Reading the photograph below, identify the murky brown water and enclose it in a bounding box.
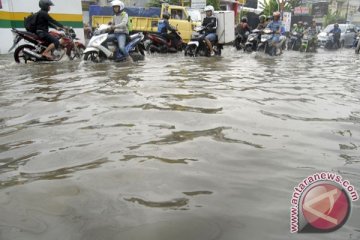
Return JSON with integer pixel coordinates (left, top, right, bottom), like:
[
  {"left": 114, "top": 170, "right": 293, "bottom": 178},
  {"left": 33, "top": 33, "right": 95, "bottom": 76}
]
[{"left": 0, "top": 48, "right": 360, "bottom": 240}]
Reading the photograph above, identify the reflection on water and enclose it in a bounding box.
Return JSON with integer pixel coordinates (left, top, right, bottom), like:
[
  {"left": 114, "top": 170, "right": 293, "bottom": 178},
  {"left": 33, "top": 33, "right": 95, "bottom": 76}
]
[{"left": 0, "top": 48, "right": 360, "bottom": 240}]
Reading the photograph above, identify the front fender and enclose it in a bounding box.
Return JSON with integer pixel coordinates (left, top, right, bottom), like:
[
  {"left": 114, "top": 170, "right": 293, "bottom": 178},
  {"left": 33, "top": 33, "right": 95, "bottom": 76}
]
[{"left": 84, "top": 47, "right": 99, "bottom": 54}]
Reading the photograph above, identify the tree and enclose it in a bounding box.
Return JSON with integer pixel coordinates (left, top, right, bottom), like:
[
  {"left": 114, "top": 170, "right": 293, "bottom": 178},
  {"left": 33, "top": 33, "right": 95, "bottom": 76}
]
[
  {"left": 259, "top": 0, "right": 279, "bottom": 16},
  {"left": 206, "top": 0, "right": 220, "bottom": 10},
  {"left": 286, "top": 0, "right": 302, "bottom": 11},
  {"left": 323, "top": 11, "right": 346, "bottom": 26},
  {"left": 147, "top": 0, "right": 180, "bottom": 8}
]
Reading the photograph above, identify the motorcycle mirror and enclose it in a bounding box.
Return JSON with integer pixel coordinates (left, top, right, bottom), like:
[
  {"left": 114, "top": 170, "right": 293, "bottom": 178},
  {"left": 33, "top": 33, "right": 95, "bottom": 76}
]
[{"left": 187, "top": 16, "right": 191, "bottom": 22}]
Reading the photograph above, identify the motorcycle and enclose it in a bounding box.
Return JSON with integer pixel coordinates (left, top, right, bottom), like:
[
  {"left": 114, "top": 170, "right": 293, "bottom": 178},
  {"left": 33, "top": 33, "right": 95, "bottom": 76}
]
[
  {"left": 9, "top": 27, "right": 85, "bottom": 63},
  {"left": 244, "top": 29, "right": 261, "bottom": 53},
  {"left": 355, "top": 34, "right": 360, "bottom": 54},
  {"left": 184, "top": 26, "right": 223, "bottom": 57},
  {"left": 257, "top": 28, "right": 278, "bottom": 56},
  {"left": 287, "top": 31, "right": 302, "bottom": 51},
  {"left": 83, "top": 24, "right": 145, "bottom": 63},
  {"left": 299, "top": 33, "right": 317, "bottom": 53},
  {"left": 324, "top": 33, "right": 340, "bottom": 50},
  {"left": 143, "top": 30, "right": 186, "bottom": 53},
  {"left": 233, "top": 31, "right": 249, "bottom": 50}
]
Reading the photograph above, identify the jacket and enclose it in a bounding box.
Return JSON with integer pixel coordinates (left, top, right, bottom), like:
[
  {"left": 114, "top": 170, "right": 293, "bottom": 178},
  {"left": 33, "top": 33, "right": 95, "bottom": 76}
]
[
  {"left": 113, "top": 11, "right": 129, "bottom": 34},
  {"left": 36, "top": 10, "right": 63, "bottom": 32}
]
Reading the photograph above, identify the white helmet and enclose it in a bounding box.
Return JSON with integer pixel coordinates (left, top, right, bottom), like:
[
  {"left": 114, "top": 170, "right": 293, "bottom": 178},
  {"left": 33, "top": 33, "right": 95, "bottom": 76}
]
[
  {"left": 204, "top": 5, "right": 214, "bottom": 14},
  {"left": 111, "top": 0, "right": 125, "bottom": 11}
]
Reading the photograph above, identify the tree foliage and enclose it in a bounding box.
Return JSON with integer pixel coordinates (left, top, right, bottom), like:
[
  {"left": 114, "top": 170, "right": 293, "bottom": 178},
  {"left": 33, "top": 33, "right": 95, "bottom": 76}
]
[
  {"left": 323, "top": 11, "right": 346, "bottom": 26},
  {"left": 206, "top": 0, "right": 220, "bottom": 10},
  {"left": 259, "top": 0, "right": 302, "bottom": 16}
]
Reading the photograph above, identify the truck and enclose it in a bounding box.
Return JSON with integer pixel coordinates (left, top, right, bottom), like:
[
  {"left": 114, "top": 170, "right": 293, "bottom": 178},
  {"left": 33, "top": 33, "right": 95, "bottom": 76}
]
[{"left": 90, "top": 4, "right": 200, "bottom": 42}]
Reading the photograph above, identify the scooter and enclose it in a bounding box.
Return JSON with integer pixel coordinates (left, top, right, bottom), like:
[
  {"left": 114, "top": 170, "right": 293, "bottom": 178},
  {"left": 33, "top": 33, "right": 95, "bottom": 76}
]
[
  {"left": 83, "top": 24, "right": 145, "bottom": 63},
  {"left": 287, "top": 31, "right": 302, "bottom": 51},
  {"left": 257, "top": 28, "right": 278, "bottom": 56},
  {"left": 299, "top": 33, "right": 317, "bottom": 53},
  {"left": 184, "top": 26, "right": 223, "bottom": 57},
  {"left": 233, "top": 31, "right": 249, "bottom": 50},
  {"left": 9, "top": 27, "right": 85, "bottom": 63},
  {"left": 324, "top": 33, "right": 340, "bottom": 50},
  {"left": 244, "top": 29, "right": 261, "bottom": 52},
  {"left": 144, "top": 30, "right": 185, "bottom": 53}
]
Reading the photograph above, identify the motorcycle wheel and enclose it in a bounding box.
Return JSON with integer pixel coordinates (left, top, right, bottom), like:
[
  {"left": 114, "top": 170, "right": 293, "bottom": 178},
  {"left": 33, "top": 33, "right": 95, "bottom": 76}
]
[
  {"left": 68, "top": 45, "right": 85, "bottom": 60},
  {"left": 244, "top": 45, "right": 253, "bottom": 53},
  {"left": 14, "top": 44, "right": 36, "bottom": 63},
  {"left": 83, "top": 51, "right": 101, "bottom": 63},
  {"left": 129, "top": 52, "right": 145, "bottom": 62},
  {"left": 184, "top": 45, "right": 196, "bottom": 57}
]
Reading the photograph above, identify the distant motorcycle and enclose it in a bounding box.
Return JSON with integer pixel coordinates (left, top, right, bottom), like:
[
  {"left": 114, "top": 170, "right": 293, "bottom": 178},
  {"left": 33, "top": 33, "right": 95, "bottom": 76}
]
[
  {"left": 244, "top": 29, "right": 261, "bottom": 52},
  {"left": 184, "top": 26, "right": 223, "bottom": 57},
  {"left": 144, "top": 30, "right": 185, "bottom": 53},
  {"left": 299, "top": 33, "right": 317, "bottom": 53},
  {"left": 355, "top": 34, "right": 360, "bottom": 54},
  {"left": 287, "top": 31, "right": 302, "bottom": 51},
  {"left": 233, "top": 31, "right": 249, "bottom": 50},
  {"left": 257, "top": 28, "right": 278, "bottom": 56},
  {"left": 324, "top": 33, "right": 340, "bottom": 50},
  {"left": 83, "top": 24, "right": 145, "bottom": 62},
  {"left": 9, "top": 27, "right": 85, "bottom": 63}
]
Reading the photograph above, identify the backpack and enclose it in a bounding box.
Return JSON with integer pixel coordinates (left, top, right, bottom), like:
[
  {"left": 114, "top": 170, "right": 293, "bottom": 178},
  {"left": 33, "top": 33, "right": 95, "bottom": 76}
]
[{"left": 24, "top": 12, "right": 39, "bottom": 33}]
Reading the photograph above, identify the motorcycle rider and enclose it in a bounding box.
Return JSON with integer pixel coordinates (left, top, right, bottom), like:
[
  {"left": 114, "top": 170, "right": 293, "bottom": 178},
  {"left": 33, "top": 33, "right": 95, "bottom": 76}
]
[
  {"left": 235, "top": 17, "right": 251, "bottom": 47},
  {"left": 329, "top": 23, "right": 341, "bottom": 49},
  {"left": 304, "top": 20, "right": 318, "bottom": 47},
  {"left": 157, "top": 12, "right": 178, "bottom": 49},
  {"left": 36, "top": 0, "right": 65, "bottom": 60},
  {"left": 202, "top": 5, "right": 218, "bottom": 56},
  {"left": 266, "top": 11, "right": 286, "bottom": 54},
  {"left": 107, "top": 0, "right": 133, "bottom": 62},
  {"left": 257, "top": 15, "right": 267, "bottom": 30},
  {"left": 294, "top": 21, "right": 305, "bottom": 34}
]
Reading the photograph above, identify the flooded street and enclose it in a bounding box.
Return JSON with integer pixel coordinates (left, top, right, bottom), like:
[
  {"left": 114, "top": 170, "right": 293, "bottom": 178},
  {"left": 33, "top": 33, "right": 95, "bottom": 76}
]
[{"left": 0, "top": 48, "right": 360, "bottom": 240}]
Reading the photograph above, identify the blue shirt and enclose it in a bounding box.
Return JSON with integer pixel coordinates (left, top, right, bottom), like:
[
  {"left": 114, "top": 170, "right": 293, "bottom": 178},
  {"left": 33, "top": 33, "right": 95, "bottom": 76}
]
[{"left": 267, "top": 20, "right": 285, "bottom": 35}]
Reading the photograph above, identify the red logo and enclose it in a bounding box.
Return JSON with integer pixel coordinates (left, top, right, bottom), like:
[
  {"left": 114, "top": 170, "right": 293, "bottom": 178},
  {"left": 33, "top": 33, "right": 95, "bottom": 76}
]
[{"left": 301, "top": 183, "right": 350, "bottom": 232}]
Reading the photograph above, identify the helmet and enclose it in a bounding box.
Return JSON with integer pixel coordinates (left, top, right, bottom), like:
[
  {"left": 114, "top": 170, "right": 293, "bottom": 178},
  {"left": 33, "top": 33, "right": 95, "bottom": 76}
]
[
  {"left": 204, "top": 5, "right": 214, "bottom": 14},
  {"left": 39, "top": 0, "right": 54, "bottom": 11},
  {"left": 273, "top": 11, "right": 280, "bottom": 17},
  {"left": 259, "top": 15, "right": 266, "bottom": 22},
  {"left": 334, "top": 23, "right": 339, "bottom": 28},
  {"left": 266, "top": 16, "right": 272, "bottom": 21},
  {"left": 298, "top": 21, "right": 303, "bottom": 25},
  {"left": 304, "top": 22, "right": 308, "bottom": 27},
  {"left": 241, "top": 16, "right": 248, "bottom": 23},
  {"left": 111, "top": 0, "right": 125, "bottom": 11},
  {"left": 162, "top": 12, "right": 170, "bottom": 20},
  {"left": 293, "top": 23, "right": 298, "bottom": 28}
]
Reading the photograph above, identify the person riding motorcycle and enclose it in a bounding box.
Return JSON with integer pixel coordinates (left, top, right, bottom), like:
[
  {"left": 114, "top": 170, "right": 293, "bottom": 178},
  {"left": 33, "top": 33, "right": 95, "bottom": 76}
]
[
  {"left": 157, "top": 12, "right": 178, "bottom": 49},
  {"left": 235, "top": 16, "right": 251, "bottom": 47},
  {"left": 266, "top": 11, "right": 286, "bottom": 54},
  {"left": 202, "top": 5, "right": 218, "bottom": 56},
  {"left": 304, "top": 20, "right": 318, "bottom": 46},
  {"left": 106, "top": 0, "right": 132, "bottom": 62},
  {"left": 36, "top": 0, "right": 65, "bottom": 60},
  {"left": 257, "top": 15, "right": 267, "bottom": 30},
  {"left": 294, "top": 21, "right": 305, "bottom": 34},
  {"left": 329, "top": 23, "right": 341, "bottom": 48}
]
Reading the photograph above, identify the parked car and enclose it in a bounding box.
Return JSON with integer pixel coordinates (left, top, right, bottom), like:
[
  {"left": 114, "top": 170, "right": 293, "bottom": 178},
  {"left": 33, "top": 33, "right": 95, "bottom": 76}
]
[{"left": 317, "top": 24, "right": 357, "bottom": 48}]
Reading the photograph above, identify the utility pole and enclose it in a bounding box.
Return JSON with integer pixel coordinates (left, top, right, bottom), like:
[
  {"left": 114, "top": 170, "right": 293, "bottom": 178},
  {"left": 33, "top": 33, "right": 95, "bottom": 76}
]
[{"left": 344, "top": 0, "right": 350, "bottom": 23}]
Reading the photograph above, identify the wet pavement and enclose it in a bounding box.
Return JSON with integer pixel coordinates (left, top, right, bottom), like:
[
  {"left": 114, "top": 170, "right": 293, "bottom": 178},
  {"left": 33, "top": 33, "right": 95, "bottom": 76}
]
[{"left": 0, "top": 48, "right": 360, "bottom": 240}]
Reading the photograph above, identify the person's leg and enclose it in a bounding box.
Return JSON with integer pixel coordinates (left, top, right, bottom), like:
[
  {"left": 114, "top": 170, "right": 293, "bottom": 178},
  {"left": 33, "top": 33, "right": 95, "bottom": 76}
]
[
  {"left": 205, "top": 33, "right": 216, "bottom": 55},
  {"left": 41, "top": 32, "right": 60, "bottom": 59},
  {"left": 117, "top": 33, "right": 133, "bottom": 62}
]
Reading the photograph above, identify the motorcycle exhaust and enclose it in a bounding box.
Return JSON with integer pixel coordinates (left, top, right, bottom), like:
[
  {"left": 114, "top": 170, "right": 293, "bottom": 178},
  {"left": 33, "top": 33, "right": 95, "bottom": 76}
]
[{"left": 22, "top": 48, "right": 43, "bottom": 59}]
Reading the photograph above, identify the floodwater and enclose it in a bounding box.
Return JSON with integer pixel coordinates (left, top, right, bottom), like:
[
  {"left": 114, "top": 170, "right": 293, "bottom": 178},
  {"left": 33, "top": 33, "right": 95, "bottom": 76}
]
[{"left": 0, "top": 48, "right": 359, "bottom": 240}]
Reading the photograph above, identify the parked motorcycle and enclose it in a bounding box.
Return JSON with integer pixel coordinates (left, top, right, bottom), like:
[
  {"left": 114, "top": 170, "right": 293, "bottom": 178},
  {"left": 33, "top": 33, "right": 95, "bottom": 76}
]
[
  {"left": 299, "top": 33, "right": 317, "bottom": 53},
  {"left": 83, "top": 24, "right": 145, "bottom": 63},
  {"left": 257, "top": 28, "right": 278, "bottom": 56},
  {"left": 287, "top": 31, "right": 302, "bottom": 51},
  {"left": 184, "top": 26, "right": 223, "bottom": 57},
  {"left": 355, "top": 34, "right": 360, "bottom": 54},
  {"left": 244, "top": 29, "right": 261, "bottom": 52},
  {"left": 9, "top": 27, "right": 85, "bottom": 63},
  {"left": 144, "top": 30, "right": 185, "bottom": 53}
]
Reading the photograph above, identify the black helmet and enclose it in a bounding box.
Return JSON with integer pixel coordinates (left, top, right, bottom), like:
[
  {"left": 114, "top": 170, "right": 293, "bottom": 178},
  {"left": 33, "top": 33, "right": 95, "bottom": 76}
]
[
  {"left": 241, "top": 16, "right": 248, "bottom": 23},
  {"left": 162, "top": 12, "right": 170, "bottom": 20},
  {"left": 334, "top": 23, "right": 339, "bottom": 28},
  {"left": 39, "top": 0, "right": 54, "bottom": 11}
]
